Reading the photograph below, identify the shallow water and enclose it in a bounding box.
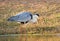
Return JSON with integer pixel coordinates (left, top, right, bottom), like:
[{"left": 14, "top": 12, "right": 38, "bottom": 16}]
[{"left": 0, "top": 34, "right": 60, "bottom": 41}]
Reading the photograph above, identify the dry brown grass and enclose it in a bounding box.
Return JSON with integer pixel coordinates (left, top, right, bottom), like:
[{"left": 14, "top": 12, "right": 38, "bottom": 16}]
[{"left": 0, "top": 0, "right": 60, "bottom": 34}]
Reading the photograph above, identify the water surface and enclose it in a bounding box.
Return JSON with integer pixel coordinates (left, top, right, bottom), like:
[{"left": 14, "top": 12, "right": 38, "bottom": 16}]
[{"left": 0, "top": 34, "right": 60, "bottom": 41}]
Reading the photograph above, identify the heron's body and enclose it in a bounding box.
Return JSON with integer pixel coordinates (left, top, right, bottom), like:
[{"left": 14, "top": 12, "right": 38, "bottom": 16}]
[
  {"left": 16, "top": 12, "right": 32, "bottom": 21},
  {"left": 8, "top": 11, "right": 39, "bottom": 24}
]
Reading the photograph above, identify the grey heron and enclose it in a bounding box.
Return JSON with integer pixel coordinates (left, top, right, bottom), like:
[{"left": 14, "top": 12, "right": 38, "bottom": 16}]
[{"left": 8, "top": 11, "right": 39, "bottom": 24}]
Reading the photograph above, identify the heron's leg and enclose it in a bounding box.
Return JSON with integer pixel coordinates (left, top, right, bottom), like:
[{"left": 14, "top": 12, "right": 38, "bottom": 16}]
[{"left": 20, "top": 22, "right": 28, "bottom": 28}]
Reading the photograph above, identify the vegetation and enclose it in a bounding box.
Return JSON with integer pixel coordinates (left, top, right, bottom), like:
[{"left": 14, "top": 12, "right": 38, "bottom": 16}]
[
  {"left": 0, "top": 0, "right": 60, "bottom": 34},
  {"left": 0, "top": 0, "right": 60, "bottom": 41}
]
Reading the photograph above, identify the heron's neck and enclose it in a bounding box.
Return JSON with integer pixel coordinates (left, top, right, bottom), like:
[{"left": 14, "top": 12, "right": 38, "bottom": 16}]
[{"left": 32, "top": 15, "right": 38, "bottom": 19}]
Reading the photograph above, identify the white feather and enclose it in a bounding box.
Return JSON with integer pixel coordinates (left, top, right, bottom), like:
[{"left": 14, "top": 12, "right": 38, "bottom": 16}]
[{"left": 29, "top": 15, "right": 39, "bottom": 23}]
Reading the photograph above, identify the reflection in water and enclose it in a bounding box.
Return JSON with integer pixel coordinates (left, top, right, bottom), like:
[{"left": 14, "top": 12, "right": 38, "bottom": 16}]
[{"left": 0, "top": 35, "right": 60, "bottom": 41}]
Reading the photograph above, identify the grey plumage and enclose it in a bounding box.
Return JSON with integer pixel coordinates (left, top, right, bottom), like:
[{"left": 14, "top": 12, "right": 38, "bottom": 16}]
[
  {"left": 8, "top": 11, "right": 39, "bottom": 24},
  {"left": 8, "top": 11, "right": 32, "bottom": 24}
]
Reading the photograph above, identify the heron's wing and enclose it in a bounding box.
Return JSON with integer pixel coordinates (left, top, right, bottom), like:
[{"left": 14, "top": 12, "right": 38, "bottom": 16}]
[
  {"left": 15, "top": 12, "right": 32, "bottom": 22},
  {"left": 8, "top": 16, "right": 18, "bottom": 21}
]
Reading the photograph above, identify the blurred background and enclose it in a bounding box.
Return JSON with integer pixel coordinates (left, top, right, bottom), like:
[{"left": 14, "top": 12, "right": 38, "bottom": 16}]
[
  {"left": 0, "top": 0, "right": 60, "bottom": 41},
  {"left": 0, "top": 0, "right": 60, "bottom": 35}
]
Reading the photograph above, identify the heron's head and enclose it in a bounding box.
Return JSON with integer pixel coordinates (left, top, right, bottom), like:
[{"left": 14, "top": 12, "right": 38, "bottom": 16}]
[
  {"left": 33, "top": 12, "right": 39, "bottom": 17},
  {"left": 35, "top": 14, "right": 39, "bottom": 17},
  {"left": 33, "top": 14, "right": 39, "bottom": 19}
]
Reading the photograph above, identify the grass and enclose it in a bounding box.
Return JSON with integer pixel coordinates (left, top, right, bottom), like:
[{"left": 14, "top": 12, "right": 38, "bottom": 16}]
[
  {"left": 0, "top": 0, "right": 60, "bottom": 41},
  {"left": 0, "top": 0, "right": 60, "bottom": 34}
]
